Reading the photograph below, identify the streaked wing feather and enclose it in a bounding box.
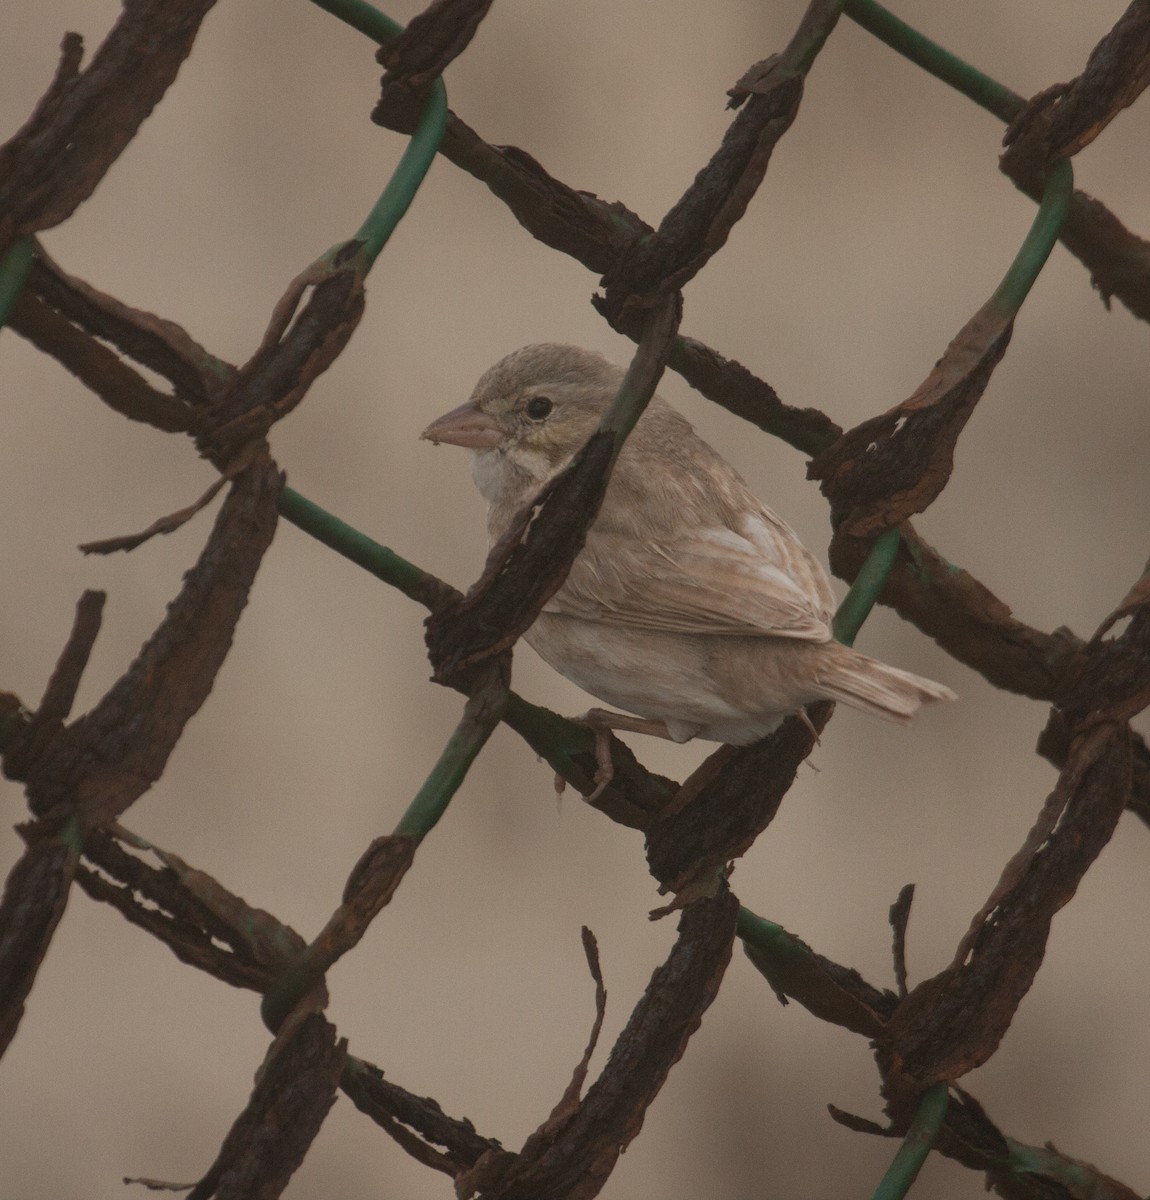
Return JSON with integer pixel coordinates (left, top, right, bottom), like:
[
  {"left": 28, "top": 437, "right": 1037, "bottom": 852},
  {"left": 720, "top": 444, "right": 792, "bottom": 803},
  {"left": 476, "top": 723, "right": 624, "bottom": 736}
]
[{"left": 547, "top": 516, "right": 834, "bottom": 641}]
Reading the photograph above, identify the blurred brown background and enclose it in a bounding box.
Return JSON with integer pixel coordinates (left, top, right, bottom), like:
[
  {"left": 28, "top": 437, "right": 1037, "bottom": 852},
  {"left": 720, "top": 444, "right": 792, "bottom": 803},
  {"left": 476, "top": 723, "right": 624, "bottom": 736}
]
[{"left": 2, "top": 2, "right": 1148, "bottom": 1197}]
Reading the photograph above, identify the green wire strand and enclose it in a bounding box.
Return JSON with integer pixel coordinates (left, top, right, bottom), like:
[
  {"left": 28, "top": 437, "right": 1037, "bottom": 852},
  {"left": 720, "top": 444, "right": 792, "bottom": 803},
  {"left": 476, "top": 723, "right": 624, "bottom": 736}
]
[
  {"left": 832, "top": 526, "right": 901, "bottom": 647},
  {"left": 391, "top": 683, "right": 506, "bottom": 839},
  {"left": 870, "top": 1083, "right": 950, "bottom": 1200},
  {"left": 308, "top": 0, "right": 402, "bottom": 42},
  {"left": 736, "top": 906, "right": 802, "bottom": 964},
  {"left": 306, "top": 0, "right": 447, "bottom": 267},
  {"left": 0, "top": 236, "right": 34, "bottom": 332},
  {"left": 278, "top": 486, "right": 441, "bottom": 604},
  {"left": 354, "top": 82, "right": 447, "bottom": 265},
  {"left": 989, "top": 157, "right": 1073, "bottom": 313},
  {"left": 844, "top": 0, "right": 1024, "bottom": 123},
  {"left": 261, "top": 692, "right": 507, "bottom": 1031}
]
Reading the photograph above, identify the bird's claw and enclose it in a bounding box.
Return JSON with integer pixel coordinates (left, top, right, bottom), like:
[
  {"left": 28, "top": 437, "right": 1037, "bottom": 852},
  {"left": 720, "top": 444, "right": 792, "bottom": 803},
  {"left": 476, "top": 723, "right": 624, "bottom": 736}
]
[{"left": 572, "top": 709, "right": 627, "bottom": 800}]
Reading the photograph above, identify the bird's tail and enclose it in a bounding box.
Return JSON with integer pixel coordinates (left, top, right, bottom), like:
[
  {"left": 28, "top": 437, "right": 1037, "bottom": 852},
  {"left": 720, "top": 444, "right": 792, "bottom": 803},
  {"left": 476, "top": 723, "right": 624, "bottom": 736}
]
[{"left": 818, "top": 643, "right": 956, "bottom": 724}]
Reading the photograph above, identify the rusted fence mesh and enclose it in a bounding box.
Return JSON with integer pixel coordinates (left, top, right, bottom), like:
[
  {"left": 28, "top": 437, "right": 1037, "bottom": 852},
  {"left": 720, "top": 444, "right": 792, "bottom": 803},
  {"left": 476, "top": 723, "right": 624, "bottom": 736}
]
[{"left": 1, "top": 1, "right": 1149, "bottom": 1197}]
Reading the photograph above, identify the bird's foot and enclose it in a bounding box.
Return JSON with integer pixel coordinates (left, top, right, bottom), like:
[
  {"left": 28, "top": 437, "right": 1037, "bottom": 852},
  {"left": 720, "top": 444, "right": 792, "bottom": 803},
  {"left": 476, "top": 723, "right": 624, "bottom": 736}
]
[
  {"left": 576, "top": 708, "right": 676, "bottom": 799},
  {"left": 796, "top": 706, "right": 822, "bottom": 744}
]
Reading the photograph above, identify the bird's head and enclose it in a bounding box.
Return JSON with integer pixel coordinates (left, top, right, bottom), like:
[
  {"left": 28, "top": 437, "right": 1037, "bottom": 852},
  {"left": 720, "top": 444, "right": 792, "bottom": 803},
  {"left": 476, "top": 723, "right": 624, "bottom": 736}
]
[{"left": 421, "top": 344, "right": 624, "bottom": 499}]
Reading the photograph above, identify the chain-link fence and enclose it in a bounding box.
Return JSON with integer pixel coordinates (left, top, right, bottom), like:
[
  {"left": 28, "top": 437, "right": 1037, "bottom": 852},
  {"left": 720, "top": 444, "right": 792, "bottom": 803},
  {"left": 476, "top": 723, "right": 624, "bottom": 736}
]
[{"left": 2, "top": 2, "right": 1149, "bottom": 1198}]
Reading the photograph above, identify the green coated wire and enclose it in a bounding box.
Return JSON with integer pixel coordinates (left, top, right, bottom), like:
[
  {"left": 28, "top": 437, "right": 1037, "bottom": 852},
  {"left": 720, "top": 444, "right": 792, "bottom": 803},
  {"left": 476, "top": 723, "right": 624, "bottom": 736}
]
[
  {"left": 1005, "top": 1138, "right": 1106, "bottom": 1192},
  {"left": 260, "top": 660, "right": 506, "bottom": 1027},
  {"left": 736, "top": 906, "right": 799, "bottom": 961},
  {"left": 391, "top": 684, "right": 506, "bottom": 839},
  {"left": 353, "top": 81, "right": 447, "bottom": 265},
  {"left": 278, "top": 485, "right": 441, "bottom": 605},
  {"left": 0, "top": 236, "right": 34, "bottom": 332},
  {"left": 990, "top": 157, "right": 1073, "bottom": 313},
  {"left": 307, "top": 0, "right": 402, "bottom": 42},
  {"left": 870, "top": 1083, "right": 950, "bottom": 1200},
  {"left": 832, "top": 526, "right": 901, "bottom": 647},
  {"left": 844, "top": 0, "right": 1024, "bottom": 123},
  {"left": 305, "top": 0, "right": 447, "bottom": 267}
]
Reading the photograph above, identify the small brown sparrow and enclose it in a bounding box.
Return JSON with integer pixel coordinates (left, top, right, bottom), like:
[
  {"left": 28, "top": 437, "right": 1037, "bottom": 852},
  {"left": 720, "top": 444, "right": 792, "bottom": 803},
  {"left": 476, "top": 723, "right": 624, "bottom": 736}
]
[{"left": 422, "top": 344, "right": 954, "bottom": 748}]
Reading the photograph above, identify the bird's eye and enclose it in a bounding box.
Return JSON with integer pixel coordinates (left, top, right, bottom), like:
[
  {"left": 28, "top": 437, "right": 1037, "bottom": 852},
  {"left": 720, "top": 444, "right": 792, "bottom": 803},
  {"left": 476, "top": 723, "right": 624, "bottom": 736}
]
[{"left": 524, "top": 396, "right": 553, "bottom": 421}]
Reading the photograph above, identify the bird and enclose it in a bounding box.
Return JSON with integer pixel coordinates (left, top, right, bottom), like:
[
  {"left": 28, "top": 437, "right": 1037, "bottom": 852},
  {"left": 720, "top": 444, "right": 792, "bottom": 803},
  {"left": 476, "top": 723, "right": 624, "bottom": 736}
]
[{"left": 421, "top": 343, "right": 954, "bottom": 757}]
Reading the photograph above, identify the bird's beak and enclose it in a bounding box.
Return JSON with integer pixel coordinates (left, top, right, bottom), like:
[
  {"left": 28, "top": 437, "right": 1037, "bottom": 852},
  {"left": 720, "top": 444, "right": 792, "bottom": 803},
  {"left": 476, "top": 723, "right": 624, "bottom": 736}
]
[{"left": 420, "top": 401, "right": 504, "bottom": 449}]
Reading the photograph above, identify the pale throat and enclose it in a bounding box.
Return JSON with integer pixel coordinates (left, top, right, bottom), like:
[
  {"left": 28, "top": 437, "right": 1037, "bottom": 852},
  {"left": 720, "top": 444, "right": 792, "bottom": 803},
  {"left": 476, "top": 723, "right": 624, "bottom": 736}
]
[{"left": 470, "top": 444, "right": 565, "bottom": 506}]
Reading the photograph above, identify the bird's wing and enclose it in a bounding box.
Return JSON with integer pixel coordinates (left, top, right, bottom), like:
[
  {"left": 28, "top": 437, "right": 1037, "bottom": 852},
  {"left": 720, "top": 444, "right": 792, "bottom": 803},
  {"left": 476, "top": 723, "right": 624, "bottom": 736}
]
[{"left": 546, "top": 511, "right": 835, "bottom": 641}]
